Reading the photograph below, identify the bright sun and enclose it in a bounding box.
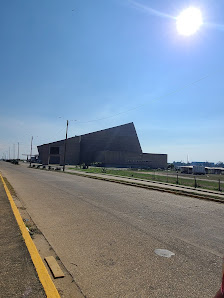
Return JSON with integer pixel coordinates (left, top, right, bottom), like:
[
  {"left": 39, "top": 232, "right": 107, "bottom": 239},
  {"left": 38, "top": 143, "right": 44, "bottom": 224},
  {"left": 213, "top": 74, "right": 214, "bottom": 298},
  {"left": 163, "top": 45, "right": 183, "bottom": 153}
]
[{"left": 176, "top": 7, "right": 203, "bottom": 36}]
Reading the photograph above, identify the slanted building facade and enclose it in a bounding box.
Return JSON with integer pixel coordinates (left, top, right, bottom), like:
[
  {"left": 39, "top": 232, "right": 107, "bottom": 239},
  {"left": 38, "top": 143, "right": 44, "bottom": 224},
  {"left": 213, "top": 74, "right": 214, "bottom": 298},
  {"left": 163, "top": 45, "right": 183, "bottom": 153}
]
[{"left": 37, "top": 123, "right": 167, "bottom": 169}]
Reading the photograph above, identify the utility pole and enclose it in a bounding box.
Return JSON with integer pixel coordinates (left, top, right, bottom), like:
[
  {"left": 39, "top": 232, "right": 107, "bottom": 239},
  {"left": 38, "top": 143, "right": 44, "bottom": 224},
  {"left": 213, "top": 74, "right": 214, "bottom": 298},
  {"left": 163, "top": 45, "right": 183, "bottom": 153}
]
[
  {"left": 13, "top": 144, "right": 15, "bottom": 159},
  {"left": 9, "top": 147, "right": 10, "bottom": 160},
  {"left": 63, "top": 120, "right": 69, "bottom": 172},
  {"left": 30, "top": 136, "right": 33, "bottom": 167},
  {"left": 17, "top": 142, "right": 19, "bottom": 160}
]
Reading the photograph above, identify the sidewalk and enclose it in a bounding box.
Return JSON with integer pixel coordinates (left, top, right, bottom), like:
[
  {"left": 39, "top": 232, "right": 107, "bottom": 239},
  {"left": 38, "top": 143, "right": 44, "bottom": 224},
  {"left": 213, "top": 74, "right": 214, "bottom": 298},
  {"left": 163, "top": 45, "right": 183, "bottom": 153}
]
[
  {"left": 0, "top": 177, "right": 46, "bottom": 297},
  {"left": 65, "top": 169, "right": 224, "bottom": 203}
]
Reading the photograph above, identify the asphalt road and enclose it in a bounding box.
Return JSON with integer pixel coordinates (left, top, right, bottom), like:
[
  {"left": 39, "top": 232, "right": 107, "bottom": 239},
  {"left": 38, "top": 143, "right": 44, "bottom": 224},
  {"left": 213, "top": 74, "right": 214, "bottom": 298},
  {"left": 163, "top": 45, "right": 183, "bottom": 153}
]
[{"left": 0, "top": 161, "right": 223, "bottom": 297}]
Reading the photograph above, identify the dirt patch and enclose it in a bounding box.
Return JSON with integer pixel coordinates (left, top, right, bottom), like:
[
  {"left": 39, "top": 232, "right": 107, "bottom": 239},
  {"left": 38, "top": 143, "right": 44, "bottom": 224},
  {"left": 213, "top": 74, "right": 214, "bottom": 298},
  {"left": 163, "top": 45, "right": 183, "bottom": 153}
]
[
  {"left": 0, "top": 178, "right": 46, "bottom": 297},
  {"left": 3, "top": 176, "right": 85, "bottom": 297},
  {"left": 3, "top": 176, "right": 17, "bottom": 197}
]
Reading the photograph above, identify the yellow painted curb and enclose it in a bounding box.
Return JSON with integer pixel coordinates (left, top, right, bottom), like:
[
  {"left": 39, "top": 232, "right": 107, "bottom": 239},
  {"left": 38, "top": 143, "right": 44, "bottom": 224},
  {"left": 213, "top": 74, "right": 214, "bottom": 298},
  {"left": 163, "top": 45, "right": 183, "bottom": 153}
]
[{"left": 0, "top": 174, "right": 60, "bottom": 298}]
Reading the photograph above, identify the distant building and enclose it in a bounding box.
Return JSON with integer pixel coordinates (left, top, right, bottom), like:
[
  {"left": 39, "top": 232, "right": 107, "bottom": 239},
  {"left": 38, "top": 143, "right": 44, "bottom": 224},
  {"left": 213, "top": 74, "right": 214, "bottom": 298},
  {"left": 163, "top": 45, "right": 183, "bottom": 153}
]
[
  {"left": 37, "top": 122, "right": 167, "bottom": 169},
  {"left": 173, "top": 161, "right": 215, "bottom": 169},
  {"left": 205, "top": 167, "right": 224, "bottom": 175},
  {"left": 173, "top": 161, "right": 186, "bottom": 168},
  {"left": 191, "top": 161, "right": 215, "bottom": 167},
  {"left": 180, "top": 165, "right": 205, "bottom": 175},
  {"left": 180, "top": 165, "right": 224, "bottom": 175}
]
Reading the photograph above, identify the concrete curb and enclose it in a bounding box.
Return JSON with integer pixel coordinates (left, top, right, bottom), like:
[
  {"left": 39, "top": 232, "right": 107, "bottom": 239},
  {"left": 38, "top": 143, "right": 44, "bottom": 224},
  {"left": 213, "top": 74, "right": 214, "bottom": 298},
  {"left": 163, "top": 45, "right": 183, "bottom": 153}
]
[
  {"left": 29, "top": 166, "right": 224, "bottom": 203},
  {"left": 0, "top": 174, "right": 60, "bottom": 298},
  {"left": 65, "top": 171, "right": 224, "bottom": 204},
  {"left": 100, "top": 173, "right": 223, "bottom": 196}
]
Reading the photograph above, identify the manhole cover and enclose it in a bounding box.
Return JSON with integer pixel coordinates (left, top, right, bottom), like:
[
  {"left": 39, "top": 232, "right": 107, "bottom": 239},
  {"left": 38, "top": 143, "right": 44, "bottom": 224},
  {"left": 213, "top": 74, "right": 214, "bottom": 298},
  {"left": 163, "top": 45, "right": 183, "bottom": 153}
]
[{"left": 154, "top": 249, "right": 175, "bottom": 258}]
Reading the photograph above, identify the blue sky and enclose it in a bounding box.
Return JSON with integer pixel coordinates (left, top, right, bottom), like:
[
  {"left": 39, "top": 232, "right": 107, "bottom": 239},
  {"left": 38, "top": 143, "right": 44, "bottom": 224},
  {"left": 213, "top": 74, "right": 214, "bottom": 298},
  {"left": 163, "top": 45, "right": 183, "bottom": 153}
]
[{"left": 0, "top": 0, "right": 223, "bottom": 163}]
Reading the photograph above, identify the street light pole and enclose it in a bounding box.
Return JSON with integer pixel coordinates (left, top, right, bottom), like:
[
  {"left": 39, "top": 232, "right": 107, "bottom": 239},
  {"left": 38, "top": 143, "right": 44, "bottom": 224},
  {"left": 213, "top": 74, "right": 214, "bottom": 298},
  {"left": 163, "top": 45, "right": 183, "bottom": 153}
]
[
  {"left": 30, "top": 136, "right": 33, "bottom": 167},
  {"left": 63, "top": 120, "right": 69, "bottom": 172},
  {"left": 17, "top": 142, "right": 19, "bottom": 160}
]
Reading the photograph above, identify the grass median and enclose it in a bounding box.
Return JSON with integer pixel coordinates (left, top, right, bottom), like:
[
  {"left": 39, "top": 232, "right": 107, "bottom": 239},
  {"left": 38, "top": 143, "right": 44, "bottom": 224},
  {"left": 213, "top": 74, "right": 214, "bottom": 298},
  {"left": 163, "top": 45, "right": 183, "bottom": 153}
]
[{"left": 69, "top": 167, "right": 223, "bottom": 193}]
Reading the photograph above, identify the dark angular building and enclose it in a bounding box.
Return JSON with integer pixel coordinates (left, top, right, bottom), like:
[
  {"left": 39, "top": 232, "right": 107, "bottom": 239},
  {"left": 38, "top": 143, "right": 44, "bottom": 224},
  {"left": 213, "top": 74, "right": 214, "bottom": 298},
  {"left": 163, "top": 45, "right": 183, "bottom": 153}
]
[{"left": 37, "top": 123, "right": 167, "bottom": 169}]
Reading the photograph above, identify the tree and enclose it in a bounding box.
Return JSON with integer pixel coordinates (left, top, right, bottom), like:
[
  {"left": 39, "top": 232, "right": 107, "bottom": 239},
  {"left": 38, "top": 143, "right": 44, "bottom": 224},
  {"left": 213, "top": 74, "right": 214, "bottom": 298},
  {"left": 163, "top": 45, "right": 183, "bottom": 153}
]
[{"left": 215, "top": 161, "right": 224, "bottom": 167}]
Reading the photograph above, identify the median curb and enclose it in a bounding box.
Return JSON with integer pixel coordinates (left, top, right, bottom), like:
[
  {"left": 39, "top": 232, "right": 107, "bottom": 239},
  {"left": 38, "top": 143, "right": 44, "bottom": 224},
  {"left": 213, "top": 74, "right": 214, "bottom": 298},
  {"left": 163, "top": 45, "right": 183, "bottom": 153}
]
[
  {"left": 0, "top": 174, "right": 60, "bottom": 298},
  {"left": 29, "top": 165, "right": 224, "bottom": 203},
  {"left": 65, "top": 171, "right": 224, "bottom": 204}
]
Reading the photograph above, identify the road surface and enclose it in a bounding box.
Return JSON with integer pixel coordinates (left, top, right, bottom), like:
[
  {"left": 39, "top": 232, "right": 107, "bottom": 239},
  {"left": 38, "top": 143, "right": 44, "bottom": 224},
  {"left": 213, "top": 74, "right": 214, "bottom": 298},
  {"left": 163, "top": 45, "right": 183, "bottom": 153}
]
[{"left": 0, "top": 161, "right": 223, "bottom": 297}]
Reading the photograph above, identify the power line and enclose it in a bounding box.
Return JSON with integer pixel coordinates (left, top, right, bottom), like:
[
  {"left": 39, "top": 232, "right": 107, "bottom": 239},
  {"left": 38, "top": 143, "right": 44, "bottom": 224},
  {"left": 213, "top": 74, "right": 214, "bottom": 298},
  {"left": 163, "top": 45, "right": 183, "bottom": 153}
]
[
  {"left": 0, "top": 74, "right": 209, "bottom": 152},
  {"left": 67, "top": 74, "right": 208, "bottom": 137},
  {"left": 77, "top": 75, "right": 208, "bottom": 124}
]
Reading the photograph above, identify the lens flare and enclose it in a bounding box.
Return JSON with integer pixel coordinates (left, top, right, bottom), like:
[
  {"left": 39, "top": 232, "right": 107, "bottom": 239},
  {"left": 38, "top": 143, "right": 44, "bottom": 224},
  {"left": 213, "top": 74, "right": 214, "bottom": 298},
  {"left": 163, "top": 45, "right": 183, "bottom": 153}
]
[{"left": 176, "top": 7, "right": 203, "bottom": 36}]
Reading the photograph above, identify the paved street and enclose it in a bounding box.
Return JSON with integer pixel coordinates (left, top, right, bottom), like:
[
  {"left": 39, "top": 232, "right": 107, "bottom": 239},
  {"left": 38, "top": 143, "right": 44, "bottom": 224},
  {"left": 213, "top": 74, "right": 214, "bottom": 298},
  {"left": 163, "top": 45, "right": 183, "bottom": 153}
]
[{"left": 0, "top": 161, "right": 223, "bottom": 297}]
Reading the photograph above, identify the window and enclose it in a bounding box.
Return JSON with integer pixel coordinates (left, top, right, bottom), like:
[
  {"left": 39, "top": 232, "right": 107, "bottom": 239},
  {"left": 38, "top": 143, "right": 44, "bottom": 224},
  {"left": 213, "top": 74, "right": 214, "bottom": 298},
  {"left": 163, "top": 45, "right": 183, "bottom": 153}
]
[{"left": 50, "top": 147, "right": 59, "bottom": 154}]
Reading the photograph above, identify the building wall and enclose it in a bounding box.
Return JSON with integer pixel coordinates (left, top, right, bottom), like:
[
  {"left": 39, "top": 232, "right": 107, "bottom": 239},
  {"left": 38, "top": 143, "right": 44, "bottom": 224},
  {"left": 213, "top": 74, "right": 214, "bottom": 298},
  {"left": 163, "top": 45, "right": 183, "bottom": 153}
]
[
  {"left": 38, "top": 138, "right": 80, "bottom": 165},
  {"left": 37, "top": 123, "right": 167, "bottom": 169},
  {"left": 141, "top": 153, "right": 167, "bottom": 169},
  {"left": 38, "top": 144, "right": 50, "bottom": 165},
  {"left": 65, "top": 137, "right": 80, "bottom": 165},
  {"left": 80, "top": 123, "right": 142, "bottom": 164},
  {"left": 93, "top": 151, "right": 167, "bottom": 169}
]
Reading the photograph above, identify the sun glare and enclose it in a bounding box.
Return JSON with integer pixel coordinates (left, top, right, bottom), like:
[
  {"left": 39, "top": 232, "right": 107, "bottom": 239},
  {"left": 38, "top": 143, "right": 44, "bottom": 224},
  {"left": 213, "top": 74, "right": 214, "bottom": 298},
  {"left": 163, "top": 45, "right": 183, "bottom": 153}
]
[{"left": 176, "top": 7, "right": 203, "bottom": 36}]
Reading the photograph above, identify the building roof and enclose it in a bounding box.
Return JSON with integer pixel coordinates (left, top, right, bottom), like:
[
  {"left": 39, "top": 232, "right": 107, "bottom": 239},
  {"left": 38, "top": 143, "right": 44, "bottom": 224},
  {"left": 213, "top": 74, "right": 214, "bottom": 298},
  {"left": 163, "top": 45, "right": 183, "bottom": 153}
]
[{"left": 37, "top": 122, "right": 142, "bottom": 154}]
